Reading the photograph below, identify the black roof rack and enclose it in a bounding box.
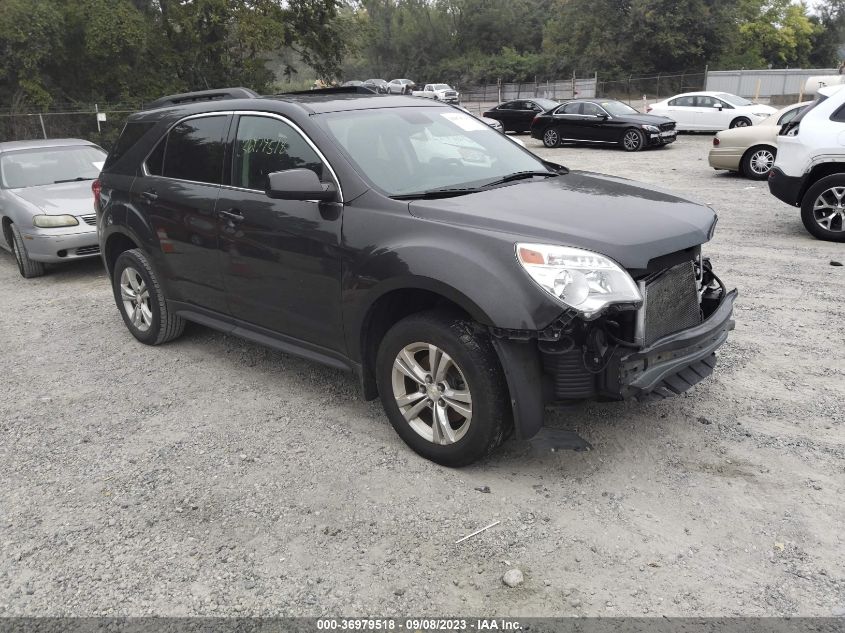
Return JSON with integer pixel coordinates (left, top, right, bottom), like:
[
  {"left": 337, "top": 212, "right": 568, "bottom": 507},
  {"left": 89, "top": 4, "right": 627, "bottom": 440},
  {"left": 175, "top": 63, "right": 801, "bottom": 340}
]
[
  {"left": 278, "top": 86, "right": 378, "bottom": 97},
  {"left": 144, "top": 87, "right": 259, "bottom": 110}
]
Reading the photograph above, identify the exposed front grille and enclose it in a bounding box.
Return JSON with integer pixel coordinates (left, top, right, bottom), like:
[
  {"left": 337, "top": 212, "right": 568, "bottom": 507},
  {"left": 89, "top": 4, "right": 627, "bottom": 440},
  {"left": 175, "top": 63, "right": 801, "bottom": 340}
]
[
  {"left": 641, "top": 261, "right": 701, "bottom": 346},
  {"left": 541, "top": 349, "right": 596, "bottom": 400},
  {"left": 445, "top": 91, "right": 457, "bottom": 97},
  {"left": 659, "top": 122, "right": 676, "bottom": 132},
  {"left": 81, "top": 214, "right": 97, "bottom": 226},
  {"left": 75, "top": 245, "right": 100, "bottom": 256}
]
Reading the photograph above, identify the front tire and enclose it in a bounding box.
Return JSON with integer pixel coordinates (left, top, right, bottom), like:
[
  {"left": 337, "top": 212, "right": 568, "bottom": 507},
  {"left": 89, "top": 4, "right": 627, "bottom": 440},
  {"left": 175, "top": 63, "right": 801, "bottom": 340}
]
[
  {"left": 730, "top": 117, "right": 751, "bottom": 129},
  {"left": 8, "top": 223, "right": 45, "bottom": 278},
  {"left": 375, "top": 311, "right": 512, "bottom": 467},
  {"left": 800, "top": 175, "right": 845, "bottom": 242},
  {"left": 542, "top": 127, "right": 561, "bottom": 148},
  {"left": 622, "top": 128, "right": 645, "bottom": 152},
  {"left": 741, "top": 145, "right": 776, "bottom": 180},
  {"left": 112, "top": 249, "right": 185, "bottom": 344}
]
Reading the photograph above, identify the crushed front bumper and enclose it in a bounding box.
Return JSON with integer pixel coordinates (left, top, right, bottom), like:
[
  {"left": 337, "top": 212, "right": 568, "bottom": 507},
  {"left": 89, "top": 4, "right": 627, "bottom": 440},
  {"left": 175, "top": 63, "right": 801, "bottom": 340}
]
[{"left": 492, "top": 286, "right": 737, "bottom": 440}]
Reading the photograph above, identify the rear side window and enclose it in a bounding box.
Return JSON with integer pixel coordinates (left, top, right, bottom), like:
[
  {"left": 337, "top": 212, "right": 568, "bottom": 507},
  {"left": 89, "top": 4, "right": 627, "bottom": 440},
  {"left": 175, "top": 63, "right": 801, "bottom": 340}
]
[
  {"left": 561, "top": 102, "right": 582, "bottom": 114},
  {"left": 161, "top": 115, "right": 228, "bottom": 184},
  {"left": 669, "top": 96, "right": 695, "bottom": 107},
  {"left": 103, "top": 121, "right": 155, "bottom": 170},
  {"left": 233, "top": 115, "right": 324, "bottom": 190},
  {"left": 832, "top": 104, "right": 845, "bottom": 123},
  {"left": 778, "top": 106, "right": 806, "bottom": 125}
]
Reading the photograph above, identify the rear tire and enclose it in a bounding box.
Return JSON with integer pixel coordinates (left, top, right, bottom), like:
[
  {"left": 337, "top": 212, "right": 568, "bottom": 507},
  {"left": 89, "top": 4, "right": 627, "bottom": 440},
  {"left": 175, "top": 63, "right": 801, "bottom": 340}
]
[
  {"left": 800, "top": 175, "right": 845, "bottom": 242},
  {"left": 741, "top": 145, "right": 776, "bottom": 180},
  {"left": 730, "top": 117, "right": 751, "bottom": 129},
  {"left": 375, "top": 311, "right": 512, "bottom": 467},
  {"left": 112, "top": 248, "right": 185, "bottom": 344},
  {"left": 542, "top": 127, "right": 561, "bottom": 148},
  {"left": 8, "top": 223, "right": 45, "bottom": 278}
]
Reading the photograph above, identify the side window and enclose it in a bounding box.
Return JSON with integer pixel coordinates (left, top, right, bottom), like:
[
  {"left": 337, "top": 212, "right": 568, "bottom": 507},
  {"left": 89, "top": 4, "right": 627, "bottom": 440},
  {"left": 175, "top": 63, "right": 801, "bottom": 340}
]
[
  {"left": 499, "top": 102, "right": 516, "bottom": 110},
  {"left": 831, "top": 104, "right": 845, "bottom": 123},
  {"left": 696, "top": 95, "right": 716, "bottom": 108},
  {"left": 145, "top": 137, "right": 165, "bottom": 176},
  {"left": 715, "top": 98, "right": 733, "bottom": 110},
  {"left": 161, "top": 115, "right": 228, "bottom": 184},
  {"left": 778, "top": 107, "right": 804, "bottom": 125},
  {"left": 104, "top": 121, "right": 155, "bottom": 170},
  {"left": 562, "top": 102, "right": 582, "bottom": 115},
  {"left": 582, "top": 103, "right": 603, "bottom": 116},
  {"left": 669, "top": 96, "right": 695, "bottom": 107},
  {"left": 528, "top": 102, "right": 543, "bottom": 112},
  {"left": 233, "top": 115, "right": 324, "bottom": 191}
]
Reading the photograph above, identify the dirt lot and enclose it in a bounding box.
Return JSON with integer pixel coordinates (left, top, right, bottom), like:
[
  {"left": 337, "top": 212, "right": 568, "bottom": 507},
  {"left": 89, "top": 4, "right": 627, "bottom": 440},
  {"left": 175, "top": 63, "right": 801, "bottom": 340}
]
[{"left": 1, "top": 134, "right": 843, "bottom": 618}]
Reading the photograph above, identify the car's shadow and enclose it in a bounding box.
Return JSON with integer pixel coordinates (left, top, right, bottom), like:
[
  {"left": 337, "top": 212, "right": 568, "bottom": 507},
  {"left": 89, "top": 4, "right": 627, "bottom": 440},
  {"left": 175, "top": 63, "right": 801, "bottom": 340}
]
[{"left": 0, "top": 249, "right": 106, "bottom": 283}]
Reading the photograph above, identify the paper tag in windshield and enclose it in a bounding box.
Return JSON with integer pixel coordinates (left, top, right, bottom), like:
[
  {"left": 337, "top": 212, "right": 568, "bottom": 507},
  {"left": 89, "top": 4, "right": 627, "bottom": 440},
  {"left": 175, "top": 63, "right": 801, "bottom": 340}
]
[
  {"left": 440, "top": 112, "right": 487, "bottom": 132},
  {"left": 92, "top": 161, "right": 104, "bottom": 171}
]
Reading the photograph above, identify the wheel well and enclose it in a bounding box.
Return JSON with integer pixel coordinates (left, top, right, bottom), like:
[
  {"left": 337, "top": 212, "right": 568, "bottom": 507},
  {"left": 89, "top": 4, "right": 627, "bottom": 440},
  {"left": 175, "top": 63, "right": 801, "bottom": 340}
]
[
  {"left": 359, "top": 289, "right": 473, "bottom": 400},
  {"left": 104, "top": 233, "right": 138, "bottom": 274},
  {"left": 803, "top": 163, "right": 845, "bottom": 198},
  {"left": 1, "top": 217, "right": 11, "bottom": 248}
]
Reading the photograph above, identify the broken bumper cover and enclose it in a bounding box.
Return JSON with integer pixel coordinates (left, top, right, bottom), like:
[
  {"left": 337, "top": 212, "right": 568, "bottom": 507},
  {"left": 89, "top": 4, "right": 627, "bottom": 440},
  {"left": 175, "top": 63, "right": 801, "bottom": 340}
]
[
  {"left": 491, "top": 288, "right": 737, "bottom": 440},
  {"left": 618, "top": 288, "right": 737, "bottom": 401}
]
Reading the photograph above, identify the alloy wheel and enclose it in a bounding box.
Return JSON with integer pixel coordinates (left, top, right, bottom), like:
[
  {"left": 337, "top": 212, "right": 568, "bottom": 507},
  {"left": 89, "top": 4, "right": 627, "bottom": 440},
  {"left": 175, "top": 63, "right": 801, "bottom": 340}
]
[
  {"left": 812, "top": 186, "right": 845, "bottom": 233},
  {"left": 623, "top": 130, "right": 642, "bottom": 151},
  {"left": 732, "top": 119, "right": 750, "bottom": 128},
  {"left": 543, "top": 129, "right": 559, "bottom": 147},
  {"left": 120, "top": 266, "right": 153, "bottom": 332},
  {"left": 749, "top": 149, "right": 775, "bottom": 176},
  {"left": 391, "top": 342, "right": 473, "bottom": 445}
]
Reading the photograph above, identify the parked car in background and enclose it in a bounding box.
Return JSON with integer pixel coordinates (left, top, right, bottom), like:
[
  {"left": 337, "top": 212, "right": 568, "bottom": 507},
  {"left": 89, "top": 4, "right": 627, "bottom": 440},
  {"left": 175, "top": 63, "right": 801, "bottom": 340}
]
[
  {"left": 454, "top": 105, "right": 525, "bottom": 146},
  {"left": 387, "top": 79, "right": 416, "bottom": 95},
  {"left": 96, "top": 87, "right": 735, "bottom": 466},
  {"left": 0, "top": 139, "right": 106, "bottom": 278},
  {"left": 531, "top": 99, "right": 677, "bottom": 151},
  {"left": 412, "top": 84, "right": 460, "bottom": 103},
  {"left": 341, "top": 80, "right": 364, "bottom": 87},
  {"left": 482, "top": 99, "right": 559, "bottom": 133},
  {"left": 648, "top": 92, "right": 776, "bottom": 131},
  {"left": 708, "top": 101, "right": 811, "bottom": 180},
  {"left": 769, "top": 85, "right": 845, "bottom": 241},
  {"left": 363, "top": 79, "right": 389, "bottom": 94}
]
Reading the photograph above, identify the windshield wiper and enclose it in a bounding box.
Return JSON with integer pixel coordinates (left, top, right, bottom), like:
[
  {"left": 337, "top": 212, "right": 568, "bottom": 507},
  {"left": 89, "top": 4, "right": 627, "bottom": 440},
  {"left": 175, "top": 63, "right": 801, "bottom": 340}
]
[
  {"left": 391, "top": 187, "right": 484, "bottom": 200},
  {"left": 481, "top": 170, "right": 559, "bottom": 188},
  {"left": 54, "top": 176, "right": 95, "bottom": 183},
  {"left": 391, "top": 170, "right": 561, "bottom": 201}
]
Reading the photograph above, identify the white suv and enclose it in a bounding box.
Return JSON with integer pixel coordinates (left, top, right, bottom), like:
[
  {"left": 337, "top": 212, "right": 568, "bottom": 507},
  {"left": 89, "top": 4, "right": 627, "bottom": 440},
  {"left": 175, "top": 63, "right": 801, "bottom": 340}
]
[{"left": 769, "top": 85, "right": 845, "bottom": 241}]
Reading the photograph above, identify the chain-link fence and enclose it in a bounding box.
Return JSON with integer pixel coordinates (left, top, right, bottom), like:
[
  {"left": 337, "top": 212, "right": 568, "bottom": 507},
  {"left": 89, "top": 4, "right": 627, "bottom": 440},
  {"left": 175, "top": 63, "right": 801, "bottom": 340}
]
[
  {"left": 595, "top": 71, "right": 707, "bottom": 107},
  {"left": 459, "top": 76, "right": 597, "bottom": 113},
  {"left": 0, "top": 103, "right": 142, "bottom": 150}
]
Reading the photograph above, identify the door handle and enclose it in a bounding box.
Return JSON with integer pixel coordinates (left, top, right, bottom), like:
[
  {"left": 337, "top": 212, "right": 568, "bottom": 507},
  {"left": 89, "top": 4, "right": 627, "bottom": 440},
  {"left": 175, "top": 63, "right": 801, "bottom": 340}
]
[
  {"left": 218, "top": 208, "right": 245, "bottom": 224},
  {"left": 140, "top": 190, "right": 158, "bottom": 203}
]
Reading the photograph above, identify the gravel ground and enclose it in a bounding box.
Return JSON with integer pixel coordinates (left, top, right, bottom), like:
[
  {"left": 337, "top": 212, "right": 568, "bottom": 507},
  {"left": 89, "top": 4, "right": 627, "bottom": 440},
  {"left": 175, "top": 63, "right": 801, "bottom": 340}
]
[{"left": 1, "top": 134, "right": 843, "bottom": 617}]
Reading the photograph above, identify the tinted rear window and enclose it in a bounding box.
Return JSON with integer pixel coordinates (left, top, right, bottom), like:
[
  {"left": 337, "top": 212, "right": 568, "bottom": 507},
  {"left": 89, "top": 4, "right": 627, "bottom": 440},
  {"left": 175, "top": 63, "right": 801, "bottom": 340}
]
[
  {"left": 103, "top": 121, "right": 156, "bottom": 170},
  {"left": 161, "top": 115, "right": 228, "bottom": 185}
]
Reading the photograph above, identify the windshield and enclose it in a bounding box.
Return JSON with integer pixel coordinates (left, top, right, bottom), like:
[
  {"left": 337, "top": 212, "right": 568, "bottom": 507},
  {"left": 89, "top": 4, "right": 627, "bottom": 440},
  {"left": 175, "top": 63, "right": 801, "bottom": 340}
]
[
  {"left": 0, "top": 145, "right": 106, "bottom": 188},
  {"left": 319, "top": 107, "right": 549, "bottom": 195},
  {"left": 432, "top": 84, "right": 451, "bottom": 90},
  {"left": 601, "top": 101, "right": 639, "bottom": 116},
  {"left": 718, "top": 93, "right": 753, "bottom": 107}
]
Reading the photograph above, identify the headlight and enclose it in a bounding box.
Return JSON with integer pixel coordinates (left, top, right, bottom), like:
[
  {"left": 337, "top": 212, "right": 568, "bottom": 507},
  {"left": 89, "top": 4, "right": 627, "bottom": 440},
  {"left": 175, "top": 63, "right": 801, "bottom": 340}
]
[
  {"left": 33, "top": 214, "right": 79, "bottom": 228},
  {"left": 516, "top": 243, "right": 641, "bottom": 318},
  {"left": 643, "top": 125, "right": 660, "bottom": 133}
]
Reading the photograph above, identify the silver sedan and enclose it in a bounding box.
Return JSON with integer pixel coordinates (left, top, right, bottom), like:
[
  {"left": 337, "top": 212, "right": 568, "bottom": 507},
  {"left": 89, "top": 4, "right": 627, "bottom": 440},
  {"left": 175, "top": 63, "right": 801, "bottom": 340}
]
[{"left": 0, "top": 139, "right": 106, "bottom": 278}]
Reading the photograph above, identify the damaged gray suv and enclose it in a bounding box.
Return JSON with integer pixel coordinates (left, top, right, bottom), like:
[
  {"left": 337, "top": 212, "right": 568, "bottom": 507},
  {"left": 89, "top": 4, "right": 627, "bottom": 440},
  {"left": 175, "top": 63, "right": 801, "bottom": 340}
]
[{"left": 97, "top": 87, "right": 737, "bottom": 466}]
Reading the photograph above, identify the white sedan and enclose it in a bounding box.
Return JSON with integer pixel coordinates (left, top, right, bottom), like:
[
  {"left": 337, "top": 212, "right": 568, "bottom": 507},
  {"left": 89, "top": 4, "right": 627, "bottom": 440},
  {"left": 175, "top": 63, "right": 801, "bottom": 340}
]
[{"left": 647, "top": 91, "right": 775, "bottom": 131}]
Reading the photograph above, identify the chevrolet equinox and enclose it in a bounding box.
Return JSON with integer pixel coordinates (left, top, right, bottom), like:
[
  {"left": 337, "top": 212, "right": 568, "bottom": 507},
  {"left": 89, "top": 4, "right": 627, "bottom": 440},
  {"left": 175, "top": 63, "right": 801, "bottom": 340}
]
[{"left": 95, "top": 87, "right": 737, "bottom": 466}]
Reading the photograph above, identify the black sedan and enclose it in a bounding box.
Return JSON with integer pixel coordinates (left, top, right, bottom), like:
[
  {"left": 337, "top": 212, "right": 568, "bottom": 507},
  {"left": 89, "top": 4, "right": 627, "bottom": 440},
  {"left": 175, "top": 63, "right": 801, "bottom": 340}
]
[
  {"left": 530, "top": 99, "right": 677, "bottom": 151},
  {"left": 482, "top": 98, "right": 560, "bottom": 134}
]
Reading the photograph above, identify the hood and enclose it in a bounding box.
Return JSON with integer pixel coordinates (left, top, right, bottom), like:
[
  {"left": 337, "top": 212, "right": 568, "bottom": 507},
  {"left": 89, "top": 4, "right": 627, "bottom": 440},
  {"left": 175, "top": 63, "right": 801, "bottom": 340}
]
[
  {"left": 408, "top": 171, "right": 716, "bottom": 270},
  {"left": 617, "top": 113, "right": 674, "bottom": 126},
  {"left": 10, "top": 181, "right": 95, "bottom": 216}
]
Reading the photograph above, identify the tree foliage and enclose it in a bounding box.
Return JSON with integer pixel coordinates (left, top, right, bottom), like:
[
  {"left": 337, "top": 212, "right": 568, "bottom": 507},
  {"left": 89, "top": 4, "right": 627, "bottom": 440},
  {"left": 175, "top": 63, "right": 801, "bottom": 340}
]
[{"left": 0, "top": 0, "right": 349, "bottom": 108}]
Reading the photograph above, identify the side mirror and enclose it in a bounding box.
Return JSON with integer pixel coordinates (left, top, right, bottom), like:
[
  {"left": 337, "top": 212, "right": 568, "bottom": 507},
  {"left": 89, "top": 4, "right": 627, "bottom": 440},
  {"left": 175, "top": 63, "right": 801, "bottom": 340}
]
[
  {"left": 712, "top": 103, "right": 722, "bottom": 110},
  {"left": 598, "top": 113, "right": 609, "bottom": 120},
  {"left": 266, "top": 169, "right": 336, "bottom": 202}
]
